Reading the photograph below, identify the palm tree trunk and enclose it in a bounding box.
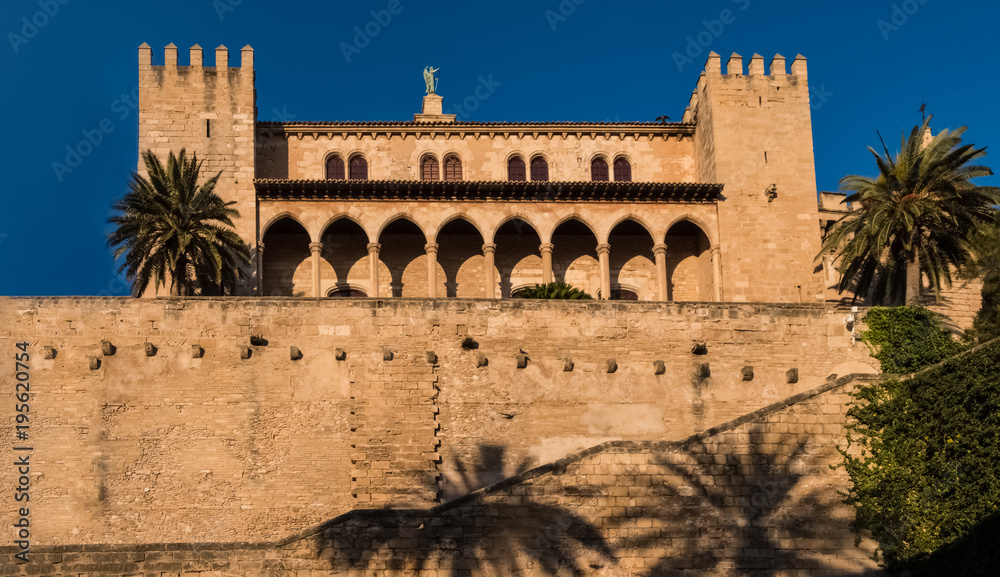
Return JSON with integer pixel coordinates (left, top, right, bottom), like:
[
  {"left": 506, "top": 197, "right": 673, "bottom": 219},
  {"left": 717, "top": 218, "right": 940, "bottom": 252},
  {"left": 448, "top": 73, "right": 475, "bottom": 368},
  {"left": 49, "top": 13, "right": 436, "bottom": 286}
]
[{"left": 905, "top": 245, "right": 921, "bottom": 305}]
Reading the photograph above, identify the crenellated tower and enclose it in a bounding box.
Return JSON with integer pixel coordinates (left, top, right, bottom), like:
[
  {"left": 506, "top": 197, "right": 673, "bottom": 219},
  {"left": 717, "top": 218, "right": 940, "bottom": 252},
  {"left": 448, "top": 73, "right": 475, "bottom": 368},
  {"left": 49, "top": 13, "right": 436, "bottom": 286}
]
[
  {"left": 137, "top": 42, "right": 258, "bottom": 295},
  {"left": 684, "top": 52, "right": 823, "bottom": 303}
]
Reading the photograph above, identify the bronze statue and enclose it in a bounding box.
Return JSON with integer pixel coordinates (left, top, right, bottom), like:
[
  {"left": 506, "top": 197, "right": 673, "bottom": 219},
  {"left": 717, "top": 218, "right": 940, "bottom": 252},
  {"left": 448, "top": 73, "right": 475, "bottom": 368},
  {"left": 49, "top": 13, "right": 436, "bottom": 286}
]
[{"left": 423, "top": 66, "right": 439, "bottom": 94}]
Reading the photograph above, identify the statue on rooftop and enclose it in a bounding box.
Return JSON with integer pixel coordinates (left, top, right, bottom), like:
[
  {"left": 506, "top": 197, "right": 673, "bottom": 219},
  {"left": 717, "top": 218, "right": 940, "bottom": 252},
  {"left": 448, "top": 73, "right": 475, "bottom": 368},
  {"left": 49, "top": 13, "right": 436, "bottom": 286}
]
[{"left": 423, "top": 66, "right": 439, "bottom": 95}]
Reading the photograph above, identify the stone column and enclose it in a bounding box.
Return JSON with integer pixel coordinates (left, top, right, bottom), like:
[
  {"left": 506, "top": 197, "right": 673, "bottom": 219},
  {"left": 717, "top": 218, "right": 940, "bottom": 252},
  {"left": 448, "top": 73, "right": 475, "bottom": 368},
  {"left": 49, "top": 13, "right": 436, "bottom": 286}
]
[
  {"left": 539, "top": 243, "right": 554, "bottom": 285},
  {"left": 597, "top": 243, "right": 611, "bottom": 300},
  {"left": 711, "top": 246, "right": 723, "bottom": 302},
  {"left": 482, "top": 243, "right": 497, "bottom": 299},
  {"left": 368, "top": 243, "right": 381, "bottom": 298},
  {"left": 653, "top": 243, "right": 668, "bottom": 301},
  {"left": 309, "top": 242, "right": 324, "bottom": 298},
  {"left": 425, "top": 243, "right": 440, "bottom": 298},
  {"left": 255, "top": 242, "right": 265, "bottom": 296}
]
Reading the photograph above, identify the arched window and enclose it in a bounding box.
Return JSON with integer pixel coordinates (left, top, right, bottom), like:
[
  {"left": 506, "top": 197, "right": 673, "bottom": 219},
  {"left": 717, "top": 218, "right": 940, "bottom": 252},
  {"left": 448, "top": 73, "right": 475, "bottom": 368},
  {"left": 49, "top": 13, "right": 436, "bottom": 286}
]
[
  {"left": 591, "top": 158, "right": 609, "bottom": 182},
  {"left": 326, "top": 155, "right": 345, "bottom": 180},
  {"left": 614, "top": 157, "right": 632, "bottom": 182},
  {"left": 443, "top": 154, "right": 462, "bottom": 181},
  {"left": 349, "top": 155, "right": 368, "bottom": 180},
  {"left": 530, "top": 156, "right": 549, "bottom": 182},
  {"left": 421, "top": 155, "right": 439, "bottom": 181},
  {"left": 508, "top": 156, "right": 526, "bottom": 181}
]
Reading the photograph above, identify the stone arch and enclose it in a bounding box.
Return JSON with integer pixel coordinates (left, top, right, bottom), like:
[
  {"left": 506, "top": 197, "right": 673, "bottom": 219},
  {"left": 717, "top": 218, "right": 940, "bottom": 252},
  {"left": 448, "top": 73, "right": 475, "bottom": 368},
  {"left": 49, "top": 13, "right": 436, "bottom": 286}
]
[
  {"left": 378, "top": 216, "right": 429, "bottom": 298},
  {"left": 437, "top": 218, "right": 486, "bottom": 298},
  {"left": 665, "top": 219, "right": 714, "bottom": 302},
  {"left": 319, "top": 217, "right": 371, "bottom": 298},
  {"left": 602, "top": 213, "right": 656, "bottom": 245},
  {"left": 261, "top": 217, "right": 311, "bottom": 297},
  {"left": 494, "top": 217, "right": 543, "bottom": 298},
  {"left": 489, "top": 213, "right": 541, "bottom": 245},
  {"left": 375, "top": 213, "right": 432, "bottom": 241},
  {"left": 551, "top": 217, "right": 600, "bottom": 296},
  {"left": 664, "top": 214, "right": 717, "bottom": 247},
  {"left": 547, "top": 213, "right": 600, "bottom": 244},
  {"left": 432, "top": 213, "right": 487, "bottom": 244},
  {"left": 262, "top": 212, "right": 311, "bottom": 242},
  {"left": 608, "top": 218, "right": 656, "bottom": 300}
]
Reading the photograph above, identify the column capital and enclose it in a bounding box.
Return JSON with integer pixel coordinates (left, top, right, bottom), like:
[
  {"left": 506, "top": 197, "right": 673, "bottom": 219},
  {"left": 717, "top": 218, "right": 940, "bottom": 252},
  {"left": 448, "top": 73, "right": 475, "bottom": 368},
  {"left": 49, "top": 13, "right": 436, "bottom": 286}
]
[
  {"left": 711, "top": 245, "right": 722, "bottom": 256},
  {"left": 367, "top": 242, "right": 382, "bottom": 254},
  {"left": 256, "top": 242, "right": 265, "bottom": 253},
  {"left": 596, "top": 243, "right": 611, "bottom": 256},
  {"left": 482, "top": 243, "right": 497, "bottom": 254},
  {"left": 653, "top": 243, "right": 668, "bottom": 256},
  {"left": 309, "top": 242, "right": 324, "bottom": 254},
  {"left": 539, "top": 242, "right": 554, "bottom": 254},
  {"left": 425, "top": 242, "right": 440, "bottom": 254}
]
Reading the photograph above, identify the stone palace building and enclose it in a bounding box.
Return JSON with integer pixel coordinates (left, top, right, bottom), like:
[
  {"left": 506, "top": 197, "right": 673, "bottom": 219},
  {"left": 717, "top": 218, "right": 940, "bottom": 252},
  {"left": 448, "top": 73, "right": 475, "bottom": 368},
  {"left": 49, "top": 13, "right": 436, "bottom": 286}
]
[{"left": 138, "top": 43, "right": 830, "bottom": 304}]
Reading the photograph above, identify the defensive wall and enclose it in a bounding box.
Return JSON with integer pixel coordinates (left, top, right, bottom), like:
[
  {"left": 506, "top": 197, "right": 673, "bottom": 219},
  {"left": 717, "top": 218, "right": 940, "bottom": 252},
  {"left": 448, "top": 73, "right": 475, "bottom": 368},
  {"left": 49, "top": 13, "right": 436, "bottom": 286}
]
[
  {"left": 0, "top": 366, "right": 881, "bottom": 575},
  {"left": 0, "top": 297, "right": 876, "bottom": 553}
]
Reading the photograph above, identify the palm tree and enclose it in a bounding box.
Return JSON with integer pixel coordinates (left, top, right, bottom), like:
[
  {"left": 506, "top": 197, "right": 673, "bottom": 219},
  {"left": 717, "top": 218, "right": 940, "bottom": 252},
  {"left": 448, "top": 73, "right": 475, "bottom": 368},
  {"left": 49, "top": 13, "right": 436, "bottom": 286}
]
[
  {"left": 821, "top": 116, "right": 999, "bottom": 305},
  {"left": 513, "top": 281, "right": 593, "bottom": 300},
  {"left": 108, "top": 149, "right": 251, "bottom": 296}
]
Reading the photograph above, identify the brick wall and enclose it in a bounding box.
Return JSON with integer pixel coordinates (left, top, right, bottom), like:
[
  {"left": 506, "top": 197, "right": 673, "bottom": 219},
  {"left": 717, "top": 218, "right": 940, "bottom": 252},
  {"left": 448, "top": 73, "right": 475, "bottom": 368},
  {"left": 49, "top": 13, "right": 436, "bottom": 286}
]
[
  {"left": 0, "top": 297, "right": 875, "bottom": 548},
  {"left": 0, "top": 376, "right": 881, "bottom": 576}
]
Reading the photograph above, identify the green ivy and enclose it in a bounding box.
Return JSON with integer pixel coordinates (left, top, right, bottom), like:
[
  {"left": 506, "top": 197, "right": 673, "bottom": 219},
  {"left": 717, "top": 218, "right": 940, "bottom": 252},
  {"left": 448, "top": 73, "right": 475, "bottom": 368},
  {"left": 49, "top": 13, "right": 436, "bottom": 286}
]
[
  {"left": 841, "top": 339, "right": 1000, "bottom": 575},
  {"left": 860, "top": 306, "right": 967, "bottom": 374}
]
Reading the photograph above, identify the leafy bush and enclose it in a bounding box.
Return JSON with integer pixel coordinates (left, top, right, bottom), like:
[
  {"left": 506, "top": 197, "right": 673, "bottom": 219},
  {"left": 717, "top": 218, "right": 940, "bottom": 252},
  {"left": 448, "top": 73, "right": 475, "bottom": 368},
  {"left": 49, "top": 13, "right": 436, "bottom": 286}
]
[
  {"left": 860, "top": 306, "right": 966, "bottom": 373},
  {"left": 513, "top": 282, "right": 592, "bottom": 300},
  {"left": 841, "top": 339, "right": 1000, "bottom": 575}
]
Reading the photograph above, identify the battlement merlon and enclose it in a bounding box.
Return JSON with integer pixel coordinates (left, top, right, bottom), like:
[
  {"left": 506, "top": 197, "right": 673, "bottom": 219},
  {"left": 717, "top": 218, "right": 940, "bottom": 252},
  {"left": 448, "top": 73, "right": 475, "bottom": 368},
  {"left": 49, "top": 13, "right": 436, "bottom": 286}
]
[
  {"left": 138, "top": 42, "right": 254, "bottom": 70},
  {"left": 682, "top": 52, "right": 805, "bottom": 122}
]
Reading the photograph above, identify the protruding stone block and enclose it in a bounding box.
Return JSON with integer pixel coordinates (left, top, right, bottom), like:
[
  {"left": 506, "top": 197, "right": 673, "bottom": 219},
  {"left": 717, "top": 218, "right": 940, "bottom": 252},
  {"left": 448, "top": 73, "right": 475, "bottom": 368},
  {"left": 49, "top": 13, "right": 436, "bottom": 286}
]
[
  {"left": 335, "top": 348, "right": 347, "bottom": 361},
  {"left": 741, "top": 366, "right": 754, "bottom": 381},
  {"left": 727, "top": 52, "right": 743, "bottom": 75},
  {"left": 144, "top": 342, "right": 157, "bottom": 357},
  {"left": 43, "top": 346, "right": 56, "bottom": 360},
  {"left": 250, "top": 335, "right": 267, "bottom": 347},
  {"left": 770, "top": 54, "right": 786, "bottom": 76},
  {"left": 425, "top": 351, "right": 438, "bottom": 364},
  {"left": 692, "top": 341, "right": 708, "bottom": 355},
  {"left": 191, "top": 345, "right": 204, "bottom": 359},
  {"left": 516, "top": 353, "right": 528, "bottom": 369},
  {"left": 606, "top": 359, "right": 618, "bottom": 374},
  {"left": 101, "top": 340, "right": 115, "bottom": 356},
  {"left": 461, "top": 337, "right": 478, "bottom": 350},
  {"left": 290, "top": 346, "right": 303, "bottom": 361},
  {"left": 476, "top": 353, "right": 488, "bottom": 368},
  {"left": 240, "top": 346, "right": 251, "bottom": 360},
  {"left": 89, "top": 357, "right": 101, "bottom": 370},
  {"left": 786, "top": 368, "right": 799, "bottom": 384},
  {"left": 563, "top": 358, "right": 574, "bottom": 372},
  {"left": 383, "top": 347, "right": 394, "bottom": 361},
  {"left": 164, "top": 43, "right": 178, "bottom": 67},
  {"left": 653, "top": 360, "right": 666, "bottom": 375}
]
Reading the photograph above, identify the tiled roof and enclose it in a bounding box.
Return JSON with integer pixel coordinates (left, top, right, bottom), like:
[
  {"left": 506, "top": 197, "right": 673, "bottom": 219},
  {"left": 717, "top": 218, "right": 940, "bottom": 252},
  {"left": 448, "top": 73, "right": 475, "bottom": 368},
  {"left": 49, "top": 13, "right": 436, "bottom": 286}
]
[{"left": 254, "top": 179, "right": 722, "bottom": 203}]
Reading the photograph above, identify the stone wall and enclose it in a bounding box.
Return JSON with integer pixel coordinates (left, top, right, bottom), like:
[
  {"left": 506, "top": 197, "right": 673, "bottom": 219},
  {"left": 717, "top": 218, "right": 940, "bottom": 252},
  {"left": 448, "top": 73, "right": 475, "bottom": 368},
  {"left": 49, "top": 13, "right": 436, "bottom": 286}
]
[
  {"left": 0, "top": 298, "right": 876, "bottom": 550},
  {"left": 0, "top": 376, "right": 882, "bottom": 576}
]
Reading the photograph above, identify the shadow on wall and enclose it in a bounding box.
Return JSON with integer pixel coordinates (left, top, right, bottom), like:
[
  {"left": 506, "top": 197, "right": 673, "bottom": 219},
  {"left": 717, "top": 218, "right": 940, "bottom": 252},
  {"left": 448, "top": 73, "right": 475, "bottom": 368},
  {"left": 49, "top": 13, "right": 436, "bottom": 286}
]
[{"left": 308, "top": 428, "right": 875, "bottom": 575}]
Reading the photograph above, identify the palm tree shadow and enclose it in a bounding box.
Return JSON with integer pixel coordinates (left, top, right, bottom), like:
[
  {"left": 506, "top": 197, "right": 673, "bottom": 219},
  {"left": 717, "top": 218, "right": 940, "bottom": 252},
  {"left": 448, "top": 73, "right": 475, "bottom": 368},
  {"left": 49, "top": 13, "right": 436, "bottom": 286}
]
[
  {"left": 317, "top": 445, "right": 617, "bottom": 576},
  {"left": 620, "top": 426, "right": 847, "bottom": 576}
]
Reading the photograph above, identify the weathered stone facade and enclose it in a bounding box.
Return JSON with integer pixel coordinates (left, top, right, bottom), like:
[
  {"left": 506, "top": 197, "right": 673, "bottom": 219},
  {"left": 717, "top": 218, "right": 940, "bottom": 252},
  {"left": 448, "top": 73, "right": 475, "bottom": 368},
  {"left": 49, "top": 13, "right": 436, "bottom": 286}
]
[{"left": 136, "top": 45, "right": 831, "bottom": 305}]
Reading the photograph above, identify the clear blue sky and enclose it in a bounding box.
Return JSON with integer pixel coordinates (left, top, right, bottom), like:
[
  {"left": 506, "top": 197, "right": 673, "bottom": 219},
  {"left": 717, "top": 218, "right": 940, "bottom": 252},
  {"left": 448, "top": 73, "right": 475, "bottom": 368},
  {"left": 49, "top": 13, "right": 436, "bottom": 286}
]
[{"left": 1, "top": 0, "right": 996, "bottom": 295}]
